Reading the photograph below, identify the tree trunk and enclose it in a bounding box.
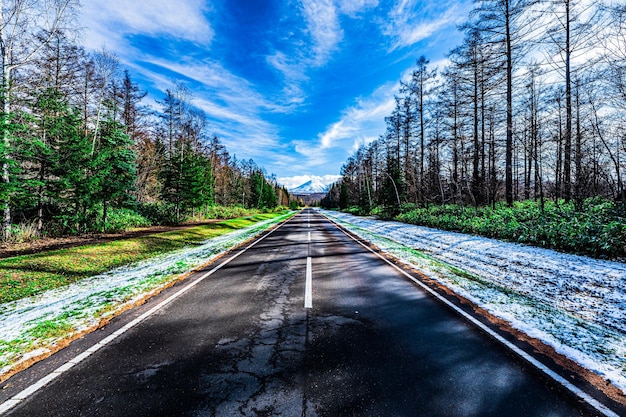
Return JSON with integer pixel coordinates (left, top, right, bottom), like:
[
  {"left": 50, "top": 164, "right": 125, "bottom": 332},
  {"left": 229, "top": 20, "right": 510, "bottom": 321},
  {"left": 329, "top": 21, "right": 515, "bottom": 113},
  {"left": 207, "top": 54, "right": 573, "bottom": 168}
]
[
  {"left": 1, "top": 48, "right": 10, "bottom": 240},
  {"left": 505, "top": 0, "right": 514, "bottom": 207},
  {"left": 563, "top": 0, "right": 572, "bottom": 203}
]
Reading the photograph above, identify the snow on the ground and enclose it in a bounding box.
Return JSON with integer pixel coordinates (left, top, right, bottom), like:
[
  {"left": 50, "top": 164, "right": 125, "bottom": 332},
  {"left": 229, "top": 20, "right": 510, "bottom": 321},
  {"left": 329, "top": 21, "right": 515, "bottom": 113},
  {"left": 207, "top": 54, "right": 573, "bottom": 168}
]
[
  {"left": 0, "top": 213, "right": 291, "bottom": 376},
  {"left": 321, "top": 209, "right": 626, "bottom": 394}
]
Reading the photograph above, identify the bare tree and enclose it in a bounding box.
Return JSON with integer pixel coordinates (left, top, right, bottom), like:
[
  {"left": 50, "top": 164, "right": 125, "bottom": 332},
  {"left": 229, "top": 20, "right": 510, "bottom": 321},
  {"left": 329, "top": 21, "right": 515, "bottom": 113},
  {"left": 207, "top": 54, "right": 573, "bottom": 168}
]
[
  {"left": 473, "top": 0, "right": 538, "bottom": 206},
  {"left": 541, "top": 0, "right": 600, "bottom": 204},
  {"left": 90, "top": 49, "right": 119, "bottom": 155},
  {"left": 403, "top": 55, "right": 436, "bottom": 205}
]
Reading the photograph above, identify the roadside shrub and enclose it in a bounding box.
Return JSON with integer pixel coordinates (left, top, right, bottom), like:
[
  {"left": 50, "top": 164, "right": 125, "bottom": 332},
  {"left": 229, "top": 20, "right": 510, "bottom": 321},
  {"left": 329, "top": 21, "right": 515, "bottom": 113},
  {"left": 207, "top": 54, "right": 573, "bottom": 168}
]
[
  {"left": 100, "top": 208, "right": 151, "bottom": 233},
  {"left": 204, "top": 205, "right": 255, "bottom": 219},
  {"left": 344, "top": 206, "right": 368, "bottom": 216},
  {"left": 370, "top": 206, "right": 385, "bottom": 217},
  {"left": 5, "top": 221, "right": 40, "bottom": 243},
  {"left": 395, "top": 199, "right": 626, "bottom": 260},
  {"left": 137, "top": 202, "right": 181, "bottom": 225}
]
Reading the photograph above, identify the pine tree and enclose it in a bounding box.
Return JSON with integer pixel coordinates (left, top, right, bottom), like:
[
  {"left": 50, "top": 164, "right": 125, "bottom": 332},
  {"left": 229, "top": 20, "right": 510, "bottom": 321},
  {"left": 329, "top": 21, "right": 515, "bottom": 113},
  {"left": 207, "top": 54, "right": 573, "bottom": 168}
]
[
  {"left": 51, "top": 98, "right": 92, "bottom": 233},
  {"left": 92, "top": 119, "right": 137, "bottom": 230}
]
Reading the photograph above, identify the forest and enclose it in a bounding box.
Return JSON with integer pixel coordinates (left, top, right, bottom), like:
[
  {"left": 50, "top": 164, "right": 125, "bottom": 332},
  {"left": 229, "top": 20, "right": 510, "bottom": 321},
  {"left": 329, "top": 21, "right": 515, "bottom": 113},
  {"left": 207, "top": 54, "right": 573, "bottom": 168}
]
[
  {"left": 322, "top": 1, "right": 626, "bottom": 259},
  {"left": 0, "top": 1, "right": 291, "bottom": 242}
]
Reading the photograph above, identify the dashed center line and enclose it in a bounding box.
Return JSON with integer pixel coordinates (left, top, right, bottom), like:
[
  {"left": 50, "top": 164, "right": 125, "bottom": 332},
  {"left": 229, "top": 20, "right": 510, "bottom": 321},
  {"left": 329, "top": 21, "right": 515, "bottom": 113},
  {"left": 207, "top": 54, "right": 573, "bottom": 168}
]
[
  {"left": 305, "top": 256, "right": 313, "bottom": 309},
  {"left": 304, "top": 212, "right": 313, "bottom": 309}
]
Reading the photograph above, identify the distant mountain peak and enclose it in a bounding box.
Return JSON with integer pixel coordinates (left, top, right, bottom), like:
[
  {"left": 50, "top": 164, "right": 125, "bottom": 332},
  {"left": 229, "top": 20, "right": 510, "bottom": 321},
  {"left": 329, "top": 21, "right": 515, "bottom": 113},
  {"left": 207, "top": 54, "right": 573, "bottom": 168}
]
[{"left": 290, "top": 179, "right": 329, "bottom": 195}]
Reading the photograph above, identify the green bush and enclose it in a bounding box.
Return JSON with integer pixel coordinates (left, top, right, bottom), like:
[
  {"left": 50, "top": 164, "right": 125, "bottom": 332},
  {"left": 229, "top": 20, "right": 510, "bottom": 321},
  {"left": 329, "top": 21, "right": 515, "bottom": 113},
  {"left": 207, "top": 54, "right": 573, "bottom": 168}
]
[
  {"left": 137, "top": 202, "right": 181, "bottom": 225},
  {"left": 100, "top": 208, "right": 151, "bottom": 233},
  {"left": 396, "top": 199, "right": 626, "bottom": 260},
  {"left": 203, "top": 205, "right": 255, "bottom": 219},
  {"left": 344, "top": 206, "right": 368, "bottom": 216}
]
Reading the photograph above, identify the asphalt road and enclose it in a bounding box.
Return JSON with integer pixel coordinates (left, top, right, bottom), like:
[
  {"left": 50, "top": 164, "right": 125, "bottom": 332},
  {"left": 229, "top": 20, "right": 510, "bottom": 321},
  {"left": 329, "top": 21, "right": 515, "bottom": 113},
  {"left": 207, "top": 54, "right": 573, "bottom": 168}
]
[{"left": 0, "top": 209, "right": 609, "bottom": 416}]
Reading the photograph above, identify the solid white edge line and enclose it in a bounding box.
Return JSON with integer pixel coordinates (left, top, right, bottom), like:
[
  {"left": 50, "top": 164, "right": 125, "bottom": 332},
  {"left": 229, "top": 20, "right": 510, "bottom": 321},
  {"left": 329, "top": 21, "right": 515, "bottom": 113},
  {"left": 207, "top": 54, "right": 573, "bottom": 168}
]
[
  {"left": 320, "top": 212, "right": 620, "bottom": 417},
  {"left": 305, "top": 256, "right": 313, "bottom": 309},
  {"left": 0, "top": 214, "right": 294, "bottom": 416}
]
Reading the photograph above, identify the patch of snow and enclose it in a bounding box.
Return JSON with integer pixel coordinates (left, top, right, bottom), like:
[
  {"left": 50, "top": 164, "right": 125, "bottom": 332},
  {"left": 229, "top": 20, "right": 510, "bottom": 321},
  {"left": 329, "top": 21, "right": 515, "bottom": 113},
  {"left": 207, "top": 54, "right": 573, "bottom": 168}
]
[
  {"left": 0, "top": 213, "right": 292, "bottom": 375},
  {"left": 321, "top": 209, "right": 626, "bottom": 395}
]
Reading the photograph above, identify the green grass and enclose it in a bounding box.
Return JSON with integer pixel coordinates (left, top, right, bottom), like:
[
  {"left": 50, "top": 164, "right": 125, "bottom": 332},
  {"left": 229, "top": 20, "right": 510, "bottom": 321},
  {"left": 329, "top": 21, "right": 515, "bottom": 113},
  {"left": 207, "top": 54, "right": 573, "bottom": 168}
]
[
  {"left": 25, "top": 319, "right": 74, "bottom": 341},
  {"left": 0, "top": 211, "right": 290, "bottom": 304}
]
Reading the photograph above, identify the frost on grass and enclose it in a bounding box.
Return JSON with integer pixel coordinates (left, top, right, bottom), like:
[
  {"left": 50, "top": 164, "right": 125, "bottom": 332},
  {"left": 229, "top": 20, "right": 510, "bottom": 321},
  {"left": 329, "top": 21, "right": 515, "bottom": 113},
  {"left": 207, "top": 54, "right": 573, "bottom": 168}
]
[
  {"left": 322, "top": 210, "right": 626, "bottom": 395},
  {"left": 0, "top": 214, "right": 290, "bottom": 376}
]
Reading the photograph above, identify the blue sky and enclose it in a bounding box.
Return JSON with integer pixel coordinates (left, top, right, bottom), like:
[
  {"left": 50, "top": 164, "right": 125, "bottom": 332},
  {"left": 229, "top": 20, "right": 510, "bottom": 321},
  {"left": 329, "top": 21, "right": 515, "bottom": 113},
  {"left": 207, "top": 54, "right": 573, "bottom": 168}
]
[{"left": 81, "top": 0, "right": 471, "bottom": 189}]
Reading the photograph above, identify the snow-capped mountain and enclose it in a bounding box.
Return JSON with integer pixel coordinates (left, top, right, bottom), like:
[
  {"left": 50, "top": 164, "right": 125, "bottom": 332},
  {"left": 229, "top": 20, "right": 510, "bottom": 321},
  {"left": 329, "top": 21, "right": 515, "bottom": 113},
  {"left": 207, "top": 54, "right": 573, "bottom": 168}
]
[{"left": 289, "top": 179, "right": 330, "bottom": 195}]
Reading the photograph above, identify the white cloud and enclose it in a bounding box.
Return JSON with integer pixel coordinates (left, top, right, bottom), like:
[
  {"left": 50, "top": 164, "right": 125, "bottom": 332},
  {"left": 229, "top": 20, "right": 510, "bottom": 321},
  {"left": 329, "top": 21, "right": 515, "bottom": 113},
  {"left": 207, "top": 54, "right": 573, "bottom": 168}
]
[
  {"left": 319, "top": 121, "right": 355, "bottom": 149},
  {"left": 282, "top": 82, "right": 398, "bottom": 176},
  {"left": 266, "top": 51, "right": 308, "bottom": 105},
  {"left": 265, "top": 0, "right": 343, "bottom": 105},
  {"left": 290, "top": 139, "right": 333, "bottom": 169},
  {"left": 383, "top": 1, "right": 468, "bottom": 51},
  {"left": 300, "top": 0, "right": 343, "bottom": 65},
  {"left": 338, "top": 0, "right": 379, "bottom": 17},
  {"left": 143, "top": 57, "right": 276, "bottom": 111},
  {"left": 351, "top": 136, "right": 379, "bottom": 153},
  {"left": 81, "top": 0, "right": 213, "bottom": 51},
  {"left": 317, "top": 81, "right": 398, "bottom": 151},
  {"left": 268, "top": 0, "right": 380, "bottom": 105}
]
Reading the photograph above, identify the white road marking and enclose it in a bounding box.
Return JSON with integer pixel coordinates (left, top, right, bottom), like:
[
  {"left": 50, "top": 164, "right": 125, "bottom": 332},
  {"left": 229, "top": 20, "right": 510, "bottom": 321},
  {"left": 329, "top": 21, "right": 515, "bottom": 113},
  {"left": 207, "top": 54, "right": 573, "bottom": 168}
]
[
  {"left": 305, "top": 210, "right": 313, "bottom": 308},
  {"left": 0, "top": 217, "right": 293, "bottom": 416},
  {"left": 321, "top": 214, "right": 620, "bottom": 417},
  {"left": 305, "top": 256, "right": 313, "bottom": 309}
]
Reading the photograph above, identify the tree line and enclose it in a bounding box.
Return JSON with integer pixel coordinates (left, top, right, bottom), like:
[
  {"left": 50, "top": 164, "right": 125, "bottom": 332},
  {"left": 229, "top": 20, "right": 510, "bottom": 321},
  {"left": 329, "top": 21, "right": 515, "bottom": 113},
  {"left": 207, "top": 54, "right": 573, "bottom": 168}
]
[
  {"left": 0, "top": 1, "right": 289, "bottom": 240},
  {"left": 323, "top": 1, "right": 626, "bottom": 216}
]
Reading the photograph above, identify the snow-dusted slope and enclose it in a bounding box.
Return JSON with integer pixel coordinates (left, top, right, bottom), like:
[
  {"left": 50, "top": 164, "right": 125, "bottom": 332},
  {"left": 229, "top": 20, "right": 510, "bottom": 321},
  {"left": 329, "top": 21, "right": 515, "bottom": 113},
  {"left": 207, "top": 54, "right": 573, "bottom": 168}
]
[
  {"left": 290, "top": 179, "right": 329, "bottom": 194},
  {"left": 322, "top": 209, "right": 626, "bottom": 395}
]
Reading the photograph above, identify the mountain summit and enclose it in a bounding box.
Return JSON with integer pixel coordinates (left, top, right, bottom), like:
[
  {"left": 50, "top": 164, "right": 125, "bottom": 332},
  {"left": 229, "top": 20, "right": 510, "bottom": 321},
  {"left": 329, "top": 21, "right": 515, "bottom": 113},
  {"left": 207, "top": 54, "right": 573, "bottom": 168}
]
[{"left": 289, "top": 179, "right": 329, "bottom": 195}]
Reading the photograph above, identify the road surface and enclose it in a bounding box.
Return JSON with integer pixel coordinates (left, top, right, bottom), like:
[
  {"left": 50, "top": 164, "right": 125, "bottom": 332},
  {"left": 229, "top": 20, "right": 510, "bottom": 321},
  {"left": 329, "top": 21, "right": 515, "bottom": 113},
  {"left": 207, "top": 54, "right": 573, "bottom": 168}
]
[{"left": 0, "top": 209, "right": 614, "bottom": 416}]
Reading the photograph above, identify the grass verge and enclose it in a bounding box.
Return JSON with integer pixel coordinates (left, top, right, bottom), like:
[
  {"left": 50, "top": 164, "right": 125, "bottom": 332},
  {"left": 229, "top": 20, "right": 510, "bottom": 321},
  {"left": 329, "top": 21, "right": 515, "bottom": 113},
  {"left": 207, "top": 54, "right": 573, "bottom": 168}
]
[
  {"left": 0, "top": 210, "right": 294, "bottom": 379},
  {"left": 0, "top": 211, "right": 289, "bottom": 305}
]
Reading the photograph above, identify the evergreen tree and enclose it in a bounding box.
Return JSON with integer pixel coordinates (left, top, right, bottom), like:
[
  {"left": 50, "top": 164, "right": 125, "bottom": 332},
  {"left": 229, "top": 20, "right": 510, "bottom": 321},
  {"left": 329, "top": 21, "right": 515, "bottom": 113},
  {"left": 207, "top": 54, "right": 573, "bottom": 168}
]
[
  {"left": 92, "top": 119, "right": 137, "bottom": 230},
  {"left": 380, "top": 156, "right": 404, "bottom": 214},
  {"left": 51, "top": 98, "right": 92, "bottom": 233},
  {"left": 339, "top": 183, "right": 349, "bottom": 210},
  {"left": 16, "top": 89, "right": 67, "bottom": 232}
]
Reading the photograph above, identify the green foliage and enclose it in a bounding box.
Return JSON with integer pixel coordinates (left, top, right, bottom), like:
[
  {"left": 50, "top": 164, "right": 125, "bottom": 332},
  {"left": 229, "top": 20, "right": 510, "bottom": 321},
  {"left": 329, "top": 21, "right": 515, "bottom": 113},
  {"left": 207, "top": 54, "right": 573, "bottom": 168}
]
[
  {"left": 0, "top": 212, "right": 290, "bottom": 304},
  {"left": 203, "top": 205, "right": 257, "bottom": 219},
  {"left": 3, "top": 75, "right": 282, "bottom": 241},
  {"left": 339, "top": 183, "right": 349, "bottom": 210},
  {"left": 249, "top": 169, "right": 278, "bottom": 209},
  {"left": 344, "top": 206, "right": 369, "bottom": 216},
  {"left": 396, "top": 199, "right": 626, "bottom": 260},
  {"left": 6, "top": 221, "right": 40, "bottom": 243},
  {"left": 137, "top": 202, "right": 182, "bottom": 225},
  {"left": 1, "top": 111, "right": 30, "bottom": 221},
  {"left": 378, "top": 156, "right": 405, "bottom": 216},
  {"left": 98, "top": 208, "right": 151, "bottom": 233},
  {"left": 92, "top": 119, "right": 138, "bottom": 229}
]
